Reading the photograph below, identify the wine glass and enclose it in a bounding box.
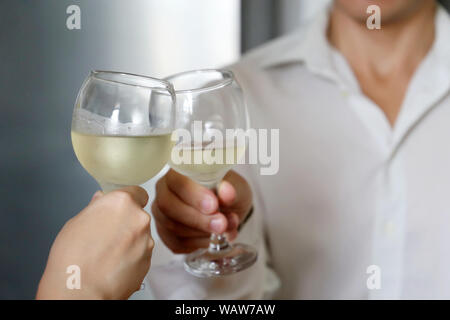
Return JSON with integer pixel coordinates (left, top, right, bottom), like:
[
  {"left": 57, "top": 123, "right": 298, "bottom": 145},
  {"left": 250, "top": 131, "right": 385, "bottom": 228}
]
[
  {"left": 166, "top": 69, "right": 257, "bottom": 277},
  {"left": 71, "top": 70, "right": 176, "bottom": 193}
]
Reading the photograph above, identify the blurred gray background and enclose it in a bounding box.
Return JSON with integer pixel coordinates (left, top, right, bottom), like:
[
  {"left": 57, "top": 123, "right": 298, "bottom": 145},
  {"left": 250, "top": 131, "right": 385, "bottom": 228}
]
[{"left": 1, "top": 0, "right": 448, "bottom": 299}]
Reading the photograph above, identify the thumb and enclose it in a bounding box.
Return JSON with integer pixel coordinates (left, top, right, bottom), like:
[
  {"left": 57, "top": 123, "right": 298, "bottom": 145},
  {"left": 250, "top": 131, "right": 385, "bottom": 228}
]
[{"left": 217, "top": 180, "right": 236, "bottom": 207}]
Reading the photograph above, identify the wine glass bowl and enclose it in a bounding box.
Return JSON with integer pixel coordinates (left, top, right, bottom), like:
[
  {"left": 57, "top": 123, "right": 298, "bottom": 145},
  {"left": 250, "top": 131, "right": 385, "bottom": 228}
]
[
  {"left": 166, "top": 69, "right": 257, "bottom": 277},
  {"left": 71, "top": 71, "right": 176, "bottom": 192}
]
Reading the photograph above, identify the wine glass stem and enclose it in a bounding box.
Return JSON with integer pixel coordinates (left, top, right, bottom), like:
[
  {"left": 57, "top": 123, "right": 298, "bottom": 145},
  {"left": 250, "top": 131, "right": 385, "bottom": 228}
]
[
  {"left": 203, "top": 181, "right": 232, "bottom": 254},
  {"left": 208, "top": 233, "right": 231, "bottom": 253}
]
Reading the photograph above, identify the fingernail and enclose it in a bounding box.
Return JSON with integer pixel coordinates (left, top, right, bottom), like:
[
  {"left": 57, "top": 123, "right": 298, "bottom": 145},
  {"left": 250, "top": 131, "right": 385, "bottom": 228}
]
[
  {"left": 201, "top": 196, "right": 215, "bottom": 214},
  {"left": 218, "top": 180, "right": 235, "bottom": 203},
  {"left": 219, "top": 180, "right": 232, "bottom": 194},
  {"left": 210, "top": 218, "right": 225, "bottom": 233}
]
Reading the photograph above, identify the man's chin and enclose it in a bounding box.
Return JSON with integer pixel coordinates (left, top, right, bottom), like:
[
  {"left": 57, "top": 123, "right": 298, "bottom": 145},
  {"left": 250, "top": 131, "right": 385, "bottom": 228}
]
[{"left": 333, "top": 0, "right": 432, "bottom": 26}]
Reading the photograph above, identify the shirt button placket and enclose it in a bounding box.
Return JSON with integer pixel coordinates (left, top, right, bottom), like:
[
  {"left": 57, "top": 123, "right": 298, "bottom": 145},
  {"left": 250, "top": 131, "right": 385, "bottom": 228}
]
[{"left": 369, "top": 154, "right": 406, "bottom": 299}]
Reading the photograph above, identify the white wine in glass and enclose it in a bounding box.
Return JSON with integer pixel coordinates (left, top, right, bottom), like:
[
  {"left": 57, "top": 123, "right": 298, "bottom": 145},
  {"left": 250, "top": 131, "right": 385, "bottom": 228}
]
[
  {"left": 166, "top": 69, "right": 257, "bottom": 277},
  {"left": 71, "top": 71, "right": 176, "bottom": 193},
  {"left": 72, "top": 132, "right": 173, "bottom": 192},
  {"left": 170, "top": 143, "right": 246, "bottom": 189}
]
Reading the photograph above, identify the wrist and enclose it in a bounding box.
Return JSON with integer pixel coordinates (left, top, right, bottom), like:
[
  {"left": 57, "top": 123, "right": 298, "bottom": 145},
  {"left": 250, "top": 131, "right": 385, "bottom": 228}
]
[{"left": 36, "top": 270, "right": 104, "bottom": 300}]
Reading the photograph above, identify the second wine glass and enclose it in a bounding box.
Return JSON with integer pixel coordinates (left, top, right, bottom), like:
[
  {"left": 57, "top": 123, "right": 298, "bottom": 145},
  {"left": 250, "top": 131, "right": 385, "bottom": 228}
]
[{"left": 166, "top": 69, "right": 257, "bottom": 277}]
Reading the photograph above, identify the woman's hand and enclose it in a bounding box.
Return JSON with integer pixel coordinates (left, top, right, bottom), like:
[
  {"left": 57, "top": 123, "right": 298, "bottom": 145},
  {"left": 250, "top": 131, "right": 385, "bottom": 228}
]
[{"left": 36, "top": 186, "right": 153, "bottom": 300}]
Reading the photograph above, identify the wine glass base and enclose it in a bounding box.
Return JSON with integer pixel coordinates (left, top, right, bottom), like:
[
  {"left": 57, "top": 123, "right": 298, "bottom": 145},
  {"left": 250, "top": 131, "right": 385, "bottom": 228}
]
[{"left": 184, "top": 243, "right": 258, "bottom": 278}]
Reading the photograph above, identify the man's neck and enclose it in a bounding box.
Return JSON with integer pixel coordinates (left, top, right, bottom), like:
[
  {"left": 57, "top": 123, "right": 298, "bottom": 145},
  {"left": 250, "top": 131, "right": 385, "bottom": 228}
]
[
  {"left": 328, "top": 2, "right": 436, "bottom": 81},
  {"left": 327, "top": 2, "right": 437, "bottom": 126}
]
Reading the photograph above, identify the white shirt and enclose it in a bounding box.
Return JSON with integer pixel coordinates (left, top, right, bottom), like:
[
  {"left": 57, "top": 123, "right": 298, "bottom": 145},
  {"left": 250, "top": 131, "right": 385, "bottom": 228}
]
[{"left": 144, "top": 5, "right": 450, "bottom": 299}]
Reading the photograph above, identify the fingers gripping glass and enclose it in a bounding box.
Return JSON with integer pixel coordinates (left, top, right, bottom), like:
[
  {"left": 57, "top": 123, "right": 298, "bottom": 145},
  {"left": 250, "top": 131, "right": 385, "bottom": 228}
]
[
  {"left": 71, "top": 71, "right": 176, "bottom": 193},
  {"left": 166, "top": 69, "right": 257, "bottom": 277}
]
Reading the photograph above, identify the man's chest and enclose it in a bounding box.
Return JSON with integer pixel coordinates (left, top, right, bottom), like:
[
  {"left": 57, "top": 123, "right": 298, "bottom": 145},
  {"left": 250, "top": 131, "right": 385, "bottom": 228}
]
[
  {"left": 250, "top": 76, "right": 450, "bottom": 296},
  {"left": 251, "top": 78, "right": 450, "bottom": 212}
]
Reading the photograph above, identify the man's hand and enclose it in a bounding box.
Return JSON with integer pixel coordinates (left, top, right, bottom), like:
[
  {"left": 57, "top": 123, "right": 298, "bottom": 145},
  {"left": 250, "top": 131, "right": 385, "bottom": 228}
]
[
  {"left": 36, "top": 186, "right": 153, "bottom": 300},
  {"left": 152, "top": 169, "right": 253, "bottom": 254}
]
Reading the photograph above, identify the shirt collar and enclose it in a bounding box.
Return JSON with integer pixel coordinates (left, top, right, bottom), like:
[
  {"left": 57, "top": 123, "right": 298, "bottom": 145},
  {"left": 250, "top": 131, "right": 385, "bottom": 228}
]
[{"left": 260, "top": 5, "right": 334, "bottom": 77}]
